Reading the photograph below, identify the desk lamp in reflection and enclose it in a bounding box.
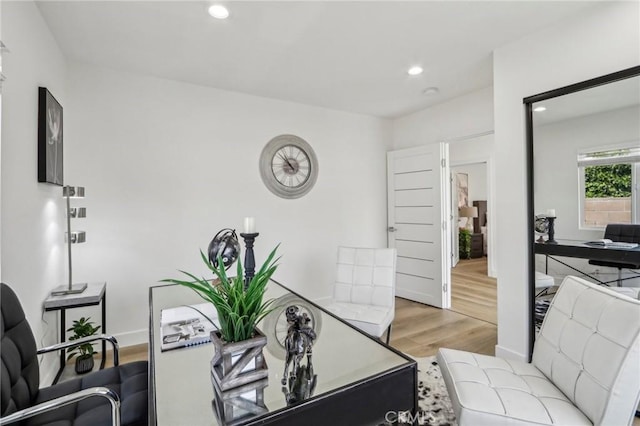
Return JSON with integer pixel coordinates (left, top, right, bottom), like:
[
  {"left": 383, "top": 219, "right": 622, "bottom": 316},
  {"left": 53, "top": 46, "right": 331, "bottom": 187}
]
[{"left": 51, "top": 186, "right": 87, "bottom": 295}]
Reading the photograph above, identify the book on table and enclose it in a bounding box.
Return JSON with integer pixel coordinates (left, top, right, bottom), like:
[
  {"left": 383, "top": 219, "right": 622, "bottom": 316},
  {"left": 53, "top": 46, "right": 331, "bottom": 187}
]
[
  {"left": 160, "top": 303, "right": 219, "bottom": 351},
  {"left": 586, "top": 239, "right": 638, "bottom": 248}
]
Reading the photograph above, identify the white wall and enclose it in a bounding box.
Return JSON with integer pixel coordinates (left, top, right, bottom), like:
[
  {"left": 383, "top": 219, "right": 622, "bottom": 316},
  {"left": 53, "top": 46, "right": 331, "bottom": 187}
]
[
  {"left": 65, "top": 62, "right": 392, "bottom": 348},
  {"left": 392, "top": 86, "right": 493, "bottom": 149},
  {"left": 534, "top": 105, "right": 640, "bottom": 241},
  {"left": 494, "top": 1, "right": 640, "bottom": 360},
  {"left": 1, "top": 1, "right": 68, "bottom": 381}
]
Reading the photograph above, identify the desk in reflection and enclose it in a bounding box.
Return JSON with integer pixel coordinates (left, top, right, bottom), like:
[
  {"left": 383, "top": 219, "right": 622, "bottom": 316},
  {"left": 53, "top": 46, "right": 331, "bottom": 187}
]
[{"left": 535, "top": 239, "right": 640, "bottom": 285}]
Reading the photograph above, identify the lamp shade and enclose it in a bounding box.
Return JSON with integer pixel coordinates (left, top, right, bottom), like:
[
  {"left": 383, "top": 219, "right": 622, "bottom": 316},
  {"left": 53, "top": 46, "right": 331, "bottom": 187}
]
[{"left": 459, "top": 206, "right": 478, "bottom": 218}]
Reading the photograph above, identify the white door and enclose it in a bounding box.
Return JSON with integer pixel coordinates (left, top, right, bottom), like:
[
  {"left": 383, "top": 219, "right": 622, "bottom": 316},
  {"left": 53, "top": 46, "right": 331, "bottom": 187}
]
[{"left": 387, "top": 144, "right": 450, "bottom": 308}]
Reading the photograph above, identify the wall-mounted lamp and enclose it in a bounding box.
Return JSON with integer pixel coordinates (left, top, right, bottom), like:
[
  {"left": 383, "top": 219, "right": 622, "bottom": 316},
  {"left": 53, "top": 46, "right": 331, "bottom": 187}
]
[{"left": 51, "top": 186, "right": 87, "bottom": 295}]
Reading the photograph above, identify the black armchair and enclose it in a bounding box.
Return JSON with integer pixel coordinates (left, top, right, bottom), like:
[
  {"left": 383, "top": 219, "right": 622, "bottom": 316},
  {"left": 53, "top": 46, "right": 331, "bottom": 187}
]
[
  {"left": 588, "top": 223, "right": 640, "bottom": 286},
  {"left": 0, "top": 283, "right": 148, "bottom": 426}
]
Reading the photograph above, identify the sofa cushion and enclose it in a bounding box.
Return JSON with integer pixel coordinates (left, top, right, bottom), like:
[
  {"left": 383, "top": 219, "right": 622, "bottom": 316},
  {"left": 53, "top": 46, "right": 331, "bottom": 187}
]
[{"left": 437, "top": 348, "right": 590, "bottom": 425}]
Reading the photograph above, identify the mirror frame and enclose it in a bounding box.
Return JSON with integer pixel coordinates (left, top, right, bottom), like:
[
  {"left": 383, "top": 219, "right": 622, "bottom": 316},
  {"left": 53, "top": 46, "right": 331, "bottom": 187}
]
[{"left": 524, "top": 65, "right": 640, "bottom": 358}]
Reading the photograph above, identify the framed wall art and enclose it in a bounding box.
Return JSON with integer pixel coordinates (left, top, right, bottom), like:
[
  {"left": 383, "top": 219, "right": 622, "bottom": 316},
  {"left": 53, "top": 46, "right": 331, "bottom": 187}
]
[
  {"left": 455, "top": 172, "right": 469, "bottom": 208},
  {"left": 38, "top": 87, "right": 63, "bottom": 185}
]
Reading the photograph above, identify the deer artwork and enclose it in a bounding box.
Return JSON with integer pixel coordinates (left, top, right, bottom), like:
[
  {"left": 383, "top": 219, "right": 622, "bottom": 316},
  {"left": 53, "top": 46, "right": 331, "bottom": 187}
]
[{"left": 281, "top": 305, "right": 317, "bottom": 387}]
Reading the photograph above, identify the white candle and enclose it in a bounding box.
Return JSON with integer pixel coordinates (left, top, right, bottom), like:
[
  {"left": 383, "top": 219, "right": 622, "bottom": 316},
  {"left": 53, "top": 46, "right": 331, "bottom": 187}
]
[
  {"left": 243, "top": 217, "right": 255, "bottom": 234},
  {"left": 546, "top": 209, "right": 556, "bottom": 217}
]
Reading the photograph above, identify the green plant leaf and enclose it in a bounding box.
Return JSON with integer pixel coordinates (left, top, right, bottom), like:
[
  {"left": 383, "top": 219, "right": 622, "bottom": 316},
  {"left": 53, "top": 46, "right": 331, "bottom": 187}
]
[{"left": 162, "top": 244, "right": 280, "bottom": 343}]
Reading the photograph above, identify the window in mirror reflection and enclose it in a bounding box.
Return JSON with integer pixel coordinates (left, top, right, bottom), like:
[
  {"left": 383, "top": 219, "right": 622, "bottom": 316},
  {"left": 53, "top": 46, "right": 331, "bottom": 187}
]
[{"left": 578, "top": 144, "right": 640, "bottom": 228}]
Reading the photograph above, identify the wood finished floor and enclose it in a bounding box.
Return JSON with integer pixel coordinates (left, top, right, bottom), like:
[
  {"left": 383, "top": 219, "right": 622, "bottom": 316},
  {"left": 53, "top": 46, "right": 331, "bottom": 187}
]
[
  {"left": 451, "top": 257, "right": 497, "bottom": 325},
  {"left": 104, "top": 257, "right": 497, "bottom": 363},
  {"left": 390, "top": 257, "right": 496, "bottom": 357}
]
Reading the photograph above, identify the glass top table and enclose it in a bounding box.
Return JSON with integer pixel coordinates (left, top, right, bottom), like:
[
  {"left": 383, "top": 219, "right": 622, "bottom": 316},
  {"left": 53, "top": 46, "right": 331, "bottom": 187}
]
[
  {"left": 534, "top": 238, "right": 640, "bottom": 263},
  {"left": 149, "top": 280, "right": 416, "bottom": 426}
]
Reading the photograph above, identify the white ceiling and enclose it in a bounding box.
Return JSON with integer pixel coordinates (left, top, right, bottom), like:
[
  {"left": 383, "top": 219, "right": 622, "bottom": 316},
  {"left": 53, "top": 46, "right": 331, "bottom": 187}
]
[
  {"left": 532, "top": 75, "right": 640, "bottom": 126},
  {"left": 36, "top": 1, "right": 602, "bottom": 118}
]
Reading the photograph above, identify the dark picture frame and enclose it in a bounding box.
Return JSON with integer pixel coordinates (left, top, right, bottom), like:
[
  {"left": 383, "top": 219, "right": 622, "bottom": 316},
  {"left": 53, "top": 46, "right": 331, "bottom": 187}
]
[{"left": 38, "top": 87, "right": 63, "bottom": 185}]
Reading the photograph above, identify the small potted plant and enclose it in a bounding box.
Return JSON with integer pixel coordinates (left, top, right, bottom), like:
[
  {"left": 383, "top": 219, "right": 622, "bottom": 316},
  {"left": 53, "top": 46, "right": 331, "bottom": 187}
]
[
  {"left": 459, "top": 228, "right": 471, "bottom": 259},
  {"left": 67, "top": 317, "right": 100, "bottom": 374},
  {"left": 162, "top": 245, "right": 279, "bottom": 390}
]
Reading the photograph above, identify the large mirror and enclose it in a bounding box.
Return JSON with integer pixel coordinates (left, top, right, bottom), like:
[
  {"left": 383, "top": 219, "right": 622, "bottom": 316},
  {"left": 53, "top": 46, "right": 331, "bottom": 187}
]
[{"left": 525, "top": 66, "right": 640, "bottom": 353}]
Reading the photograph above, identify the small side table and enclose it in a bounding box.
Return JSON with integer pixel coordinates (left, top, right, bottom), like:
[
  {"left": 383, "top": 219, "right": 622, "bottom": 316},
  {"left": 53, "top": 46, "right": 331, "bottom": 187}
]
[
  {"left": 470, "top": 233, "right": 484, "bottom": 258},
  {"left": 43, "top": 282, "right": 107, "bottom": 384}
]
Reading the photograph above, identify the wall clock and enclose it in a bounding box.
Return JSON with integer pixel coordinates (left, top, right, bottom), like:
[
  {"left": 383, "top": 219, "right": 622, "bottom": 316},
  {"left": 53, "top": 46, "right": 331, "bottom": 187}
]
[{"left": 260, "top": 134, "right": 319, "bottom": 199}]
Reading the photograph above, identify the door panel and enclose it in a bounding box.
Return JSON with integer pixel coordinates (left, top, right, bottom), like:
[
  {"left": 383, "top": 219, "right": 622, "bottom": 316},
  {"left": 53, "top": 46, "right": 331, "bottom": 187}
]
[
  {"left": 387, "top": 144, "right": 450, "bottom": 308},
  {"left": 397, "top": 257, "right": 435, "bottom": 277},
  {"left": 395, "top": 224, "right": 432, "bottom": 241},
  {"left": 395, "top": 188, "right": 434, "bottom": 206},
  {"left": 395, "top": 206, "right": 435, "bottom": 224},
  {"left": 395, "top": 171, "right": 433, "bottom": 190},
  {"left": 395, "top": 274, "right": 437, "bottom": 304},
  {"left": 396, "top": 240, "right": 437, "bottom": 260}
]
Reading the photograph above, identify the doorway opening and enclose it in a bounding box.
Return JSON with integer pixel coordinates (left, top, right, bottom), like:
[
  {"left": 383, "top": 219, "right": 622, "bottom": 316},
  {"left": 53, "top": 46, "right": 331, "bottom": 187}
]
[{"left": 448, "top": 136, "right": 496, "bottom": 325}]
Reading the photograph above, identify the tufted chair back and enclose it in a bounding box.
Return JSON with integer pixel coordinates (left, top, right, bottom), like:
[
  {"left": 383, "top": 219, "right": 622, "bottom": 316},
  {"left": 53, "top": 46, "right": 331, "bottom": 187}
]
[
  {"left": 603, "top": 223, "right": 640, "bottom": 243},
  {"left": 532, "top": 276, "right": 640, "bottom": 425},
  {"left": 333, "top": 247, "right": 396, "bottom": 308},
  {"left": 1, "top": 282, "right": 41, "bottom": 417}
]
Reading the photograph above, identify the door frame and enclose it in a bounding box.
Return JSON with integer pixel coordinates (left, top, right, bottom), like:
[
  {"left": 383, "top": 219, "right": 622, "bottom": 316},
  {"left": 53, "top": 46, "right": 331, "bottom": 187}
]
[
  {"left": 446, "top": 131, "right": 496, "bottom": 278},
  {"left": 450, "top": 158, "right": 495, "bottom": 277}
]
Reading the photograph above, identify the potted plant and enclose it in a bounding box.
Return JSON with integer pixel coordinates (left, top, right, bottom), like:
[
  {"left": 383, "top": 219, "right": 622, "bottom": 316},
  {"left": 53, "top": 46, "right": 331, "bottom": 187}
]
[
  {"left": 66, "top": 317, "right": 100, "bottom": 374},
  {"left": 459, "top": 228, "right": 471, "bottom": 259},
  {"left": 162, "top": 245, "right": 279, "bottom": 390}
]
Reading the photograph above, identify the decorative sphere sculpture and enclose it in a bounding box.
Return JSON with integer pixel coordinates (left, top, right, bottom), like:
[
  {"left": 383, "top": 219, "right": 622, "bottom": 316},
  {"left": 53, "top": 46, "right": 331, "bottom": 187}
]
[{"left": 208, "top": 228, "right": 241, "bottom": 270}]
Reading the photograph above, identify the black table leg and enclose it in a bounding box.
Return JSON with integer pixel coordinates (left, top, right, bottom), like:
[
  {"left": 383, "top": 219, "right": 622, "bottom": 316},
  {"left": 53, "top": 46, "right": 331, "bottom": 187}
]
[
  {"left": 52, "top": 309, "right": 66, "bottom": 385},
  {"left": 101, "top": 292, "right": 107, "bottom": 369}
]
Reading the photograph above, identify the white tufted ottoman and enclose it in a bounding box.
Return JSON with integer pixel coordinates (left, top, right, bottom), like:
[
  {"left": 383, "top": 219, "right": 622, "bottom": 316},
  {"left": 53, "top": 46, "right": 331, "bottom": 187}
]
[{"left": 438, "top": 275, "right": 640, "bottom": 426}]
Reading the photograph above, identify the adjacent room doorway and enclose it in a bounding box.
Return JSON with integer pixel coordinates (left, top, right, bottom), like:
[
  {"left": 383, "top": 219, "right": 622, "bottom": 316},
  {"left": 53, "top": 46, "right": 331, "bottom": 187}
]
[{"left": 449, "top": 133, "right": 496, "bottom": 324}]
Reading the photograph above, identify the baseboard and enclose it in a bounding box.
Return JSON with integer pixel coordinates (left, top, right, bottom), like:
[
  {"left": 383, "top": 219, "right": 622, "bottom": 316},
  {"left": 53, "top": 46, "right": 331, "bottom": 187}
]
[
  {"left": 494, "top": 344, "right": 528, "bottom": 362},
  {"left": 113, "top": 328, "right": 149, "bottom": 347}
]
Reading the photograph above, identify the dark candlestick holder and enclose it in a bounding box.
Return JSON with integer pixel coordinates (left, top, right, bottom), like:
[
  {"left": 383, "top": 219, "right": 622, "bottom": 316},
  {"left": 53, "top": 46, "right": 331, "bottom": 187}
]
[
  {"left": 239, "top": 232, "right": 259, "bottom": 289},
  {"left": 546, "top": 217, "right": 557, "bottom": 244}
]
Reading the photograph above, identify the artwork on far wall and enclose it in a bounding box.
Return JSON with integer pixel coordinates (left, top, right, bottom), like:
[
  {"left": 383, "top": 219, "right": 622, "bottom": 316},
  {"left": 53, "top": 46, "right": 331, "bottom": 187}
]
[
  {"left": 38, "top": 87, "right": 63, "bottom": 186},
  {"left": 456, "top": 173, "right": 469, "bottom": 208}
]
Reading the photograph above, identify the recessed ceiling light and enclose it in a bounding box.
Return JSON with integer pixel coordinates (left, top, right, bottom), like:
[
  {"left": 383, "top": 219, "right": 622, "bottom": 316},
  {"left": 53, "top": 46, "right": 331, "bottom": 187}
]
[
  {"left": 208, "top": 4, "right": 229, "bottom": 19},
  {"left": 407, "top": 66, "right": 423, "bottom": 76},
  {"left": 533, "top": 106, "right": 547, "bottom": 112},
  {"left": 422, "top": 87, "right": 440, "bottom": 96}
]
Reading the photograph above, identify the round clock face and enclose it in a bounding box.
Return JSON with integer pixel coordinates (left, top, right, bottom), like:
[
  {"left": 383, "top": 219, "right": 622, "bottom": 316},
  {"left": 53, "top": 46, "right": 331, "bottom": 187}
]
[
  {"left": 271, "top": 144, "right": 311, "bottom": 188},
  {"left": 260, "top": 135, "right": 318, "bottom": 199}
]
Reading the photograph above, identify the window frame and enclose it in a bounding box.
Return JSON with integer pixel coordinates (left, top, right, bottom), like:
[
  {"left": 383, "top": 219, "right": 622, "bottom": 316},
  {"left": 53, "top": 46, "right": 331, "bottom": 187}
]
[{"left": 577, "top": 142, "right": 640, "bottom": 230}]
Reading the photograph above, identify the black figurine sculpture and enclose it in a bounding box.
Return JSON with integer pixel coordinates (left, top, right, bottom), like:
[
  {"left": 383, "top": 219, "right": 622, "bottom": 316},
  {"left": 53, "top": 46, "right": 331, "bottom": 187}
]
[
  {"left": 282, "top": 362, "right": 317, "bottom": 406},
  {"left": 207, "top": 228, "right": 241, "bottom": 269},
  {"left": 281, "top": 305, "right": 316, "bottom": 386}
]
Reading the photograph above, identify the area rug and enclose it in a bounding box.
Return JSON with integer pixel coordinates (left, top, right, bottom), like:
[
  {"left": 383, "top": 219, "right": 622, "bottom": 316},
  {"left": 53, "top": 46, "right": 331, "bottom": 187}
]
[
  {"left": 413, "top": 356, "right": 457, "bottom": 426},
  {"left": 380, "top": 356, "right": 457, "bottom": 426}
]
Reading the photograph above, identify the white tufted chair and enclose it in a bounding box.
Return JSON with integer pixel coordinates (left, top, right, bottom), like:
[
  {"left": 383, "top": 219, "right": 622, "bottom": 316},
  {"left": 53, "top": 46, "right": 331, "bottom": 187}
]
[
  {"left": 437, "top": 275, "right": 640, "bottom": 426},
  {"left": 324, "top": 247, "right": 397, "bottom": 344}
]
